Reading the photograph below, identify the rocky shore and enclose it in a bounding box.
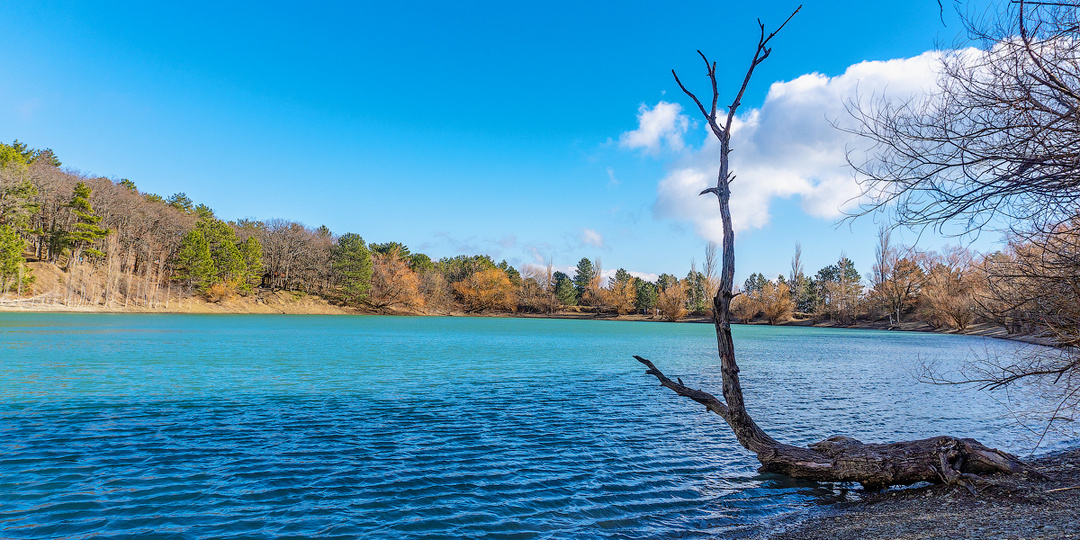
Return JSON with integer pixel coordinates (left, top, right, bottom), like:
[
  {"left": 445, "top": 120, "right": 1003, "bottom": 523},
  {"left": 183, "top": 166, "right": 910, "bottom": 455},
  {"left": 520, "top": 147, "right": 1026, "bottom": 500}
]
[{"left": 768, "top": 447, "right": 1080, "bottom": 540}]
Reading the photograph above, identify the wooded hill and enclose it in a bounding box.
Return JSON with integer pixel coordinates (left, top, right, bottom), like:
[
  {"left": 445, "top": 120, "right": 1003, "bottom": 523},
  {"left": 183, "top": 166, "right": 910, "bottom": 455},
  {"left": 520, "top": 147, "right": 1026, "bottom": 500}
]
[{"left": 0, "top": 139, "right": 1074, "bottom": 348}]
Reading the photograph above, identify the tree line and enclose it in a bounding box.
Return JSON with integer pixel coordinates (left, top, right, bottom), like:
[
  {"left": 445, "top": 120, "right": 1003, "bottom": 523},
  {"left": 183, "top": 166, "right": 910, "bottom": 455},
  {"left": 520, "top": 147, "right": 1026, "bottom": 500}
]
[
  {"left": 0, "top": 140, "right": 711, "bottom": 315},
  {"left": 728, "top": 230, "right": 1031, "bottom": 333},
  {"left": 0, "top": 136, "right": 1073, "bottom": 347}
]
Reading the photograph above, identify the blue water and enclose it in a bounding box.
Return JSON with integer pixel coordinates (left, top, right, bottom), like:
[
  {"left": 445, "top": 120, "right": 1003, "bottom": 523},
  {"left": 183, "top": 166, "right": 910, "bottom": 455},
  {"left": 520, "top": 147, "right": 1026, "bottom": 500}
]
[{"left": 0, "top": 314, "right": 1068, "bottom": 538}]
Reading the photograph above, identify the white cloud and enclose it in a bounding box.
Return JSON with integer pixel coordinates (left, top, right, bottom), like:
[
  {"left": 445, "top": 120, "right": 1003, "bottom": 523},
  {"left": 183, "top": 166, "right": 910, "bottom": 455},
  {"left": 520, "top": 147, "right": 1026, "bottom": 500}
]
[
  {"left": 628, "top": 270, "right": 659, "bottom": 282},
  {"left": 624, "top": 51, "right": 946, "bottom": 240},
  {"left": 580, "top": 228, "right": 604, "bottom": 248},
  {"left": 526, "top": 245, "right": 545, "bottom": 264},
  {"left": 550, "top": 264, "right": 655, "bottom": 284},
  {"left": 597, "top": 268, "right": 659, "bottom": 286},
  {"left": 606, "top": 166, "right": 620, "bottom": 186},
  {"left": 619, "top": 101, "right": 689, "bottom": 155}
]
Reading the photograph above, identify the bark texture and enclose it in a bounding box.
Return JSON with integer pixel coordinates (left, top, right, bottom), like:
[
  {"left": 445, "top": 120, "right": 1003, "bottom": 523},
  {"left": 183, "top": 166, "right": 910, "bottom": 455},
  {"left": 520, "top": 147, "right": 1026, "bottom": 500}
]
[{"left": 639, "top": 6, "right": 1032, "bottom": 490}]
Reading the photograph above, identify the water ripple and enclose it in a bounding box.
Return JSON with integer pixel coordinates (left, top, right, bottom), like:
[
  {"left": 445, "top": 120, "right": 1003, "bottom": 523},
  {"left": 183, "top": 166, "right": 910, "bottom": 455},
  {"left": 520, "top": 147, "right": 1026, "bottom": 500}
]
[{"left": 0, "top": 314, "right": 1070, "bottom": 538}]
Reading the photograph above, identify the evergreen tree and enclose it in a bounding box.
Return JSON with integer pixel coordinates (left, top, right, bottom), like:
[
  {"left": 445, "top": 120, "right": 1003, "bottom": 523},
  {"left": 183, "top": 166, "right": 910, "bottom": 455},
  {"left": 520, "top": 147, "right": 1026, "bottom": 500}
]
[
  {"left": 743, "top": 272, "right": 768, "bottom": 294},
  {"left": 436, "top": 254, "right": 496, "bottom": 284},
  {"left": 792, "top": 274, "right": 813, "bottom": 313},
  {"left": 813, "top": 255, "right": 864, "bottom": 322},
  {"left": 370, "top": 241, "right": 410, "bottom": 259},
  {"left": 331, "top": 233, "right": 373, "bottom": 305},
  {"left": 553, "top": 271, "right": 577, "bottom": 306},
  {"left": 656, "top": 273, "right": 678, "bottom": 292},
  {"left": 166, "top": 192, "right": 194, "bottom": 212},
  {"left": 172, "top": 218, "right": 261, "bottom": 294},
  {"left": 194, "top": 204, "right": 215, "bottom": 220},
  {"left": 175, "top": 229, "right": 217, "bottom": 291},
  {"left": 197, "top": 219, "right": 245, "bottom": 283},
  {"left": 634, "top": 278, "right": 658, "bottom": 315},
  {"left": 685, "top": 269, "right": 707, "bottom": 314},
  {"left": 0, "top": 147, "right": 39, "bottom": 228},
  {"left": 408, "top": 253, "right": 434, "bottom": 273},
  {"left": 65, "top": 182, "right": 109, "bottom": 263},
  {"left": 497, "top": 260, "right": 521, "bottom": 285},
  {"left": 573, "top": 257, "right": 595, "bottom": 297},
  {"left": 1, "top": 140, "right": 60, "bottom": 167}
]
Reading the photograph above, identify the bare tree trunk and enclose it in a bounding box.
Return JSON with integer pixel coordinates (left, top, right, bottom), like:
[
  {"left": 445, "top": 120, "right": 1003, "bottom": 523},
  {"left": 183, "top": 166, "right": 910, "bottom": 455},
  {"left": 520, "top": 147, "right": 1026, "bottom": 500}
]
[
  {"left": 143, "top": 258, "right": 152, "bottom": 307},
  {"left": 105, "top": 234, "right": 120, "bottom": 308},
  {"left": 124, "top": 251, "right": 133, "bottom": 308},
  {"left": 636, "top": 7, "right": 1031, "bottom": 490}
]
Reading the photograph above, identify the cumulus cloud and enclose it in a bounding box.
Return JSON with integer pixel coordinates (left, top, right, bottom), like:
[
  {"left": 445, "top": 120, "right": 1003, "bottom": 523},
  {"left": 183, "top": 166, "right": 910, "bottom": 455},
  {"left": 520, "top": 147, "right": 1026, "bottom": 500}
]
[
  {"left": 625, "top": 52, "right": 945, "bottom": 241},
  {"left": 580, "top": 228, "right": 604, "bottom": 248},
  {"left": 619, "top": 101, "right": 689, "bottom": 155}
]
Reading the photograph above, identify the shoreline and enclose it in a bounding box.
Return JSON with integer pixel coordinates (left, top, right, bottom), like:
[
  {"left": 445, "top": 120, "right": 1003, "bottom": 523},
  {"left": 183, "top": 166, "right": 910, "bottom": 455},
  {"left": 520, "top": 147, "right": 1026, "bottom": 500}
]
[
  {"left": 765, "top": 446, "right": 1080, "bottom": 540},
  {"left": 0, "top": 296, "right": 1050, "bottom": 348},
  {"left": 0, "top": 262, "right": 1052, "bottom": 345}
]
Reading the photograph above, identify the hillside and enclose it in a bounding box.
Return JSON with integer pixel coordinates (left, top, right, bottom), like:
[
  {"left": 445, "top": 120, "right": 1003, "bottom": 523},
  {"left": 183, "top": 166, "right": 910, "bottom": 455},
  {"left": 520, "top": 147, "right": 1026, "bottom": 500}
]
[{"left": 0, "top": 261, "right": 348, "bottom": 315}]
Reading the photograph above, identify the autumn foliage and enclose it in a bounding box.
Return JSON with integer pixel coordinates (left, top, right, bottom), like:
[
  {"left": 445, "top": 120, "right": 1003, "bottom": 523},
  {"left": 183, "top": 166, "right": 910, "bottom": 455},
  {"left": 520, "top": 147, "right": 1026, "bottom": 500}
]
[{"left": 454, "top": 267, "right": 515, "bottom": 312}]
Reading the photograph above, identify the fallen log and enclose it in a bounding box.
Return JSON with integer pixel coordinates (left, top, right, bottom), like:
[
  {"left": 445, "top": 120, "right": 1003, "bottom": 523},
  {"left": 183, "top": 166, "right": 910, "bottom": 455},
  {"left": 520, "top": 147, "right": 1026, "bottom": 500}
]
[{"left": 635, "top": 355, "right": 1028, "bottom": 490}]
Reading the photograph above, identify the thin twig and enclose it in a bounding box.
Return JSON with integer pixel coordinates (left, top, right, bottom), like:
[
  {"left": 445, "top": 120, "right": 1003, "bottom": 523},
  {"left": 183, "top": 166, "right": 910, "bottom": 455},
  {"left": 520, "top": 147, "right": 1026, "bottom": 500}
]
[{"left": 1046, "top": 485, "right": 1080, "bottom": 492}]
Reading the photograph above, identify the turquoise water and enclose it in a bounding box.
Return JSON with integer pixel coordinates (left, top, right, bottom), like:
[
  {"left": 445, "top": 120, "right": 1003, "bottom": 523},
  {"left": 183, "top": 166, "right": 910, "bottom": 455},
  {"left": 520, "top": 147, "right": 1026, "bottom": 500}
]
[{"left": 0, "top": 314, "right": 1067, "bottom": 538}]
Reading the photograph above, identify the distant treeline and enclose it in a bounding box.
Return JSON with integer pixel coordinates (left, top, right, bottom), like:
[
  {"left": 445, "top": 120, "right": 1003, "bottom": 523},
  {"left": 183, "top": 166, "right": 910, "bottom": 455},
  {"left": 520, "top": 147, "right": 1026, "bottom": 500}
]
[
  {"left": 0, "top": 139, "right": 700, "bottom": 315},
  {"left": 0, "top": 139, "right": 1071, "bottom": 337}
]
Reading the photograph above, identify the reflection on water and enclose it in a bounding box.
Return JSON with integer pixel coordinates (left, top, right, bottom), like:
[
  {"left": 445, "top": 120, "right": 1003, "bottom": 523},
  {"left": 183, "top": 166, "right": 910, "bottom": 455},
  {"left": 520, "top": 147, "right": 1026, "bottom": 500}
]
[{"left": 0, "top": 313, "right": 1070, "bottom": 538}]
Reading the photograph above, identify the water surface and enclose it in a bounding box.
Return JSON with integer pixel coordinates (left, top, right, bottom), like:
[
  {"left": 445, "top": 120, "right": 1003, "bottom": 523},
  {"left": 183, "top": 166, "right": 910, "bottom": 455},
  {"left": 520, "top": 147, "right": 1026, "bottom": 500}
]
[{"left": 0, "top": 314, "right": 1066, "bottom": 538}]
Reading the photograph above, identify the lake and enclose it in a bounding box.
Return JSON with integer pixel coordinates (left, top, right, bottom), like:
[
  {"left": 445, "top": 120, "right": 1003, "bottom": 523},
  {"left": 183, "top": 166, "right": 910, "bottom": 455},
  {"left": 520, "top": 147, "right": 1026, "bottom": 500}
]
[{"left": 0, "top": 314, "right": 1069, "bottom": 538}]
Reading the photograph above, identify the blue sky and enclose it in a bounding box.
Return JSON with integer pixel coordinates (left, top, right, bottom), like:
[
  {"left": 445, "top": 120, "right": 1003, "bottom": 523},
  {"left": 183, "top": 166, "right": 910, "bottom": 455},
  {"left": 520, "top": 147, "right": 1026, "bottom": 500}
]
[{"left": 0, "top": 1, "right": 1002, "bottom": 284}]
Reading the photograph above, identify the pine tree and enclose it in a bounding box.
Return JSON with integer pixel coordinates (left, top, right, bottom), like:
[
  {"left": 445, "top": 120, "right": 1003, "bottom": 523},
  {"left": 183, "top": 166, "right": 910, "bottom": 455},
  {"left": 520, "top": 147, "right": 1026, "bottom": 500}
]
[
  {"left": 65, "top": 182, "right": 109, "bottom": 265},
  {"left": 198, "top": 220, "right": 244, "bottom": 282},
  {"left": 635, "top": 278, "right": 658, "bottom": 316},
  {"left": 175, "top": 229, "right": 216, "bottom": 291},
  {"left": 331, "top": 233, "right": 373, "bottom": 305},
  {"left": 573, "top": 257, "right": 595, "bottom": 297},
  {"left": 553, "top": 271, "right": 577, "bottom": 306}
]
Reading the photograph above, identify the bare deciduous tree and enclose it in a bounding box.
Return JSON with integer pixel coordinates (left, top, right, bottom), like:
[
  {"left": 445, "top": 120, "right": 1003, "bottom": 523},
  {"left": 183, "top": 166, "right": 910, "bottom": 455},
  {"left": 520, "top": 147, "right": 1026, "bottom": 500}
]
[
  {"left": 849, "top": 1, "right": 1080, "bottom": 235},
  {"left": 851, "top": 0, "right": 1080, "bottom": 435},
  {"left": 368, "top": 250, "right": 422, "bottom": 310}
]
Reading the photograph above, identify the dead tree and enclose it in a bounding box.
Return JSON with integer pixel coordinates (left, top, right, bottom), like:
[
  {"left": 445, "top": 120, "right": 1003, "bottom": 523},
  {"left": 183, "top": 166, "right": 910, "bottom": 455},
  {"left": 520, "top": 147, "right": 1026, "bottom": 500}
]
[{"left": 635, "top": 6, "right": 1031, "bottom": 489}]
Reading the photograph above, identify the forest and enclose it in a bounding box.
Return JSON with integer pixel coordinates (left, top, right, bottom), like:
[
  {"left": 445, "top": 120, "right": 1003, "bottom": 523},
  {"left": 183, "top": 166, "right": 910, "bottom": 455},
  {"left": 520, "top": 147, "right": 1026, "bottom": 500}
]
[{"left": 0, "top": 136, "right": 1072, "bottom": 342}]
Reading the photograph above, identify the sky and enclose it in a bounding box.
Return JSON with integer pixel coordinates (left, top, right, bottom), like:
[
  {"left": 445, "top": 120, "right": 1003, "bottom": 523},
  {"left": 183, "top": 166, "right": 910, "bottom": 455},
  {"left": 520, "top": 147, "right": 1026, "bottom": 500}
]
[{"left": 0, "top": 0, "right": 1006, "bottom": 285}]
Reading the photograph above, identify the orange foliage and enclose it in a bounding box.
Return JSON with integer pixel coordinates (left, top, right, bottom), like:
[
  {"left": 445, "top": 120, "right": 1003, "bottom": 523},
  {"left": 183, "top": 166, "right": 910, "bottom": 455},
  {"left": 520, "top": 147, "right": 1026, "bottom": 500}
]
[
  {"left": 605, "top": 279, "right": 637, "bottom": 315},
  {"left": 454, "top": 268, "right": 515, "bottom": 312},
  {"left": 657, "top": 281, "right": 687, "bottom": 321},
  {"left": 369, "top": 252, "right": 422, "bottom": 309}
]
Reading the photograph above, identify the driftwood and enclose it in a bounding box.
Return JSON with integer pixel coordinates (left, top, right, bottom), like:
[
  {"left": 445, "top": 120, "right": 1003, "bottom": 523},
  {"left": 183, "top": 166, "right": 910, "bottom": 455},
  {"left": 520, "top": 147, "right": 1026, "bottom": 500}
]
[{"left": 638, "top": 5, "right": 1031, "bottom": 490}]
